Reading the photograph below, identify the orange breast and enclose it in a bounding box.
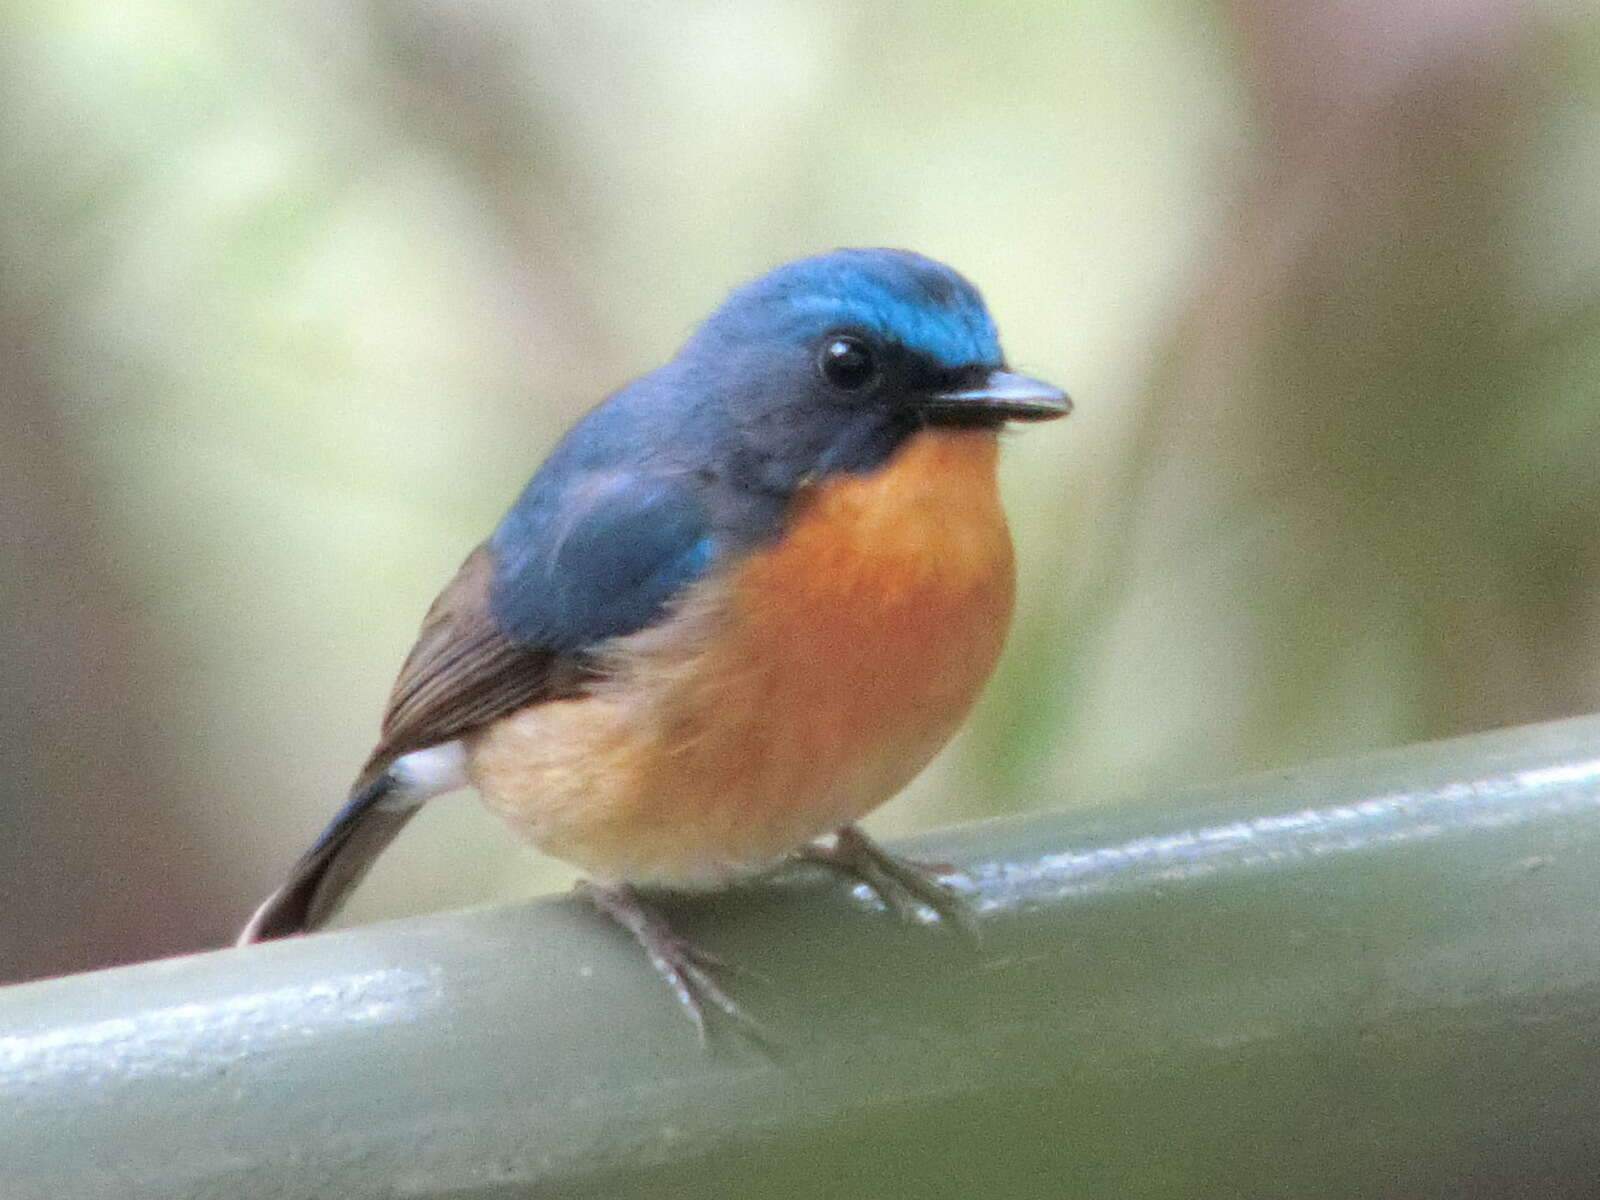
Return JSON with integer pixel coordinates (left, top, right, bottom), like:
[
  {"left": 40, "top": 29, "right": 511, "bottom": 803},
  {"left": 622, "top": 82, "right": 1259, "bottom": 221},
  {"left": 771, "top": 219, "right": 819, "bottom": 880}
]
[
  {"left": 718, "top": 427, "right": 1014, "bottom": 780},
  {"left": 467, "top": 428, "right": 1016, "bottom": 885}
]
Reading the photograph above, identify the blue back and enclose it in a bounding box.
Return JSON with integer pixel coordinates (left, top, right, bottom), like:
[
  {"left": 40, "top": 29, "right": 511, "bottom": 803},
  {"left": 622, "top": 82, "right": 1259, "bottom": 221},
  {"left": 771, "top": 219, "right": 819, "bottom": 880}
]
[{"left": 487, "top": 248, "right": 1005, "bottom": 654}]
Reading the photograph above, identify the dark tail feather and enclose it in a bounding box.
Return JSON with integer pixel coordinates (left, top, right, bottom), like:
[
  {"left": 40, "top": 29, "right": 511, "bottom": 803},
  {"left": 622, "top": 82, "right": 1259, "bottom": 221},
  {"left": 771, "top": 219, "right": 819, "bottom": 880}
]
[{"left": 238, "top": 772, "right": 417, "bottom": 944}]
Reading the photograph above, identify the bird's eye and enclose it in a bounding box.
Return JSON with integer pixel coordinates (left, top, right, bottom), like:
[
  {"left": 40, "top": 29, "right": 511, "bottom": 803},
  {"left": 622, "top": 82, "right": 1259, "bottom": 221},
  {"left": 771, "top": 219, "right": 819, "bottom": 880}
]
[{"left": 818, "top": 336, "right": 876, "bottom": 391}]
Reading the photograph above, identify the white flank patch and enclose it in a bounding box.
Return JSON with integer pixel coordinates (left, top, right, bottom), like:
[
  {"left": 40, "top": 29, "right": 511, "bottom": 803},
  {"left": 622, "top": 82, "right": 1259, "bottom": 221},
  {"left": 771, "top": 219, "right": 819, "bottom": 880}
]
[{"left": 384, "top": 741, "right": 468, "bottom": 808}]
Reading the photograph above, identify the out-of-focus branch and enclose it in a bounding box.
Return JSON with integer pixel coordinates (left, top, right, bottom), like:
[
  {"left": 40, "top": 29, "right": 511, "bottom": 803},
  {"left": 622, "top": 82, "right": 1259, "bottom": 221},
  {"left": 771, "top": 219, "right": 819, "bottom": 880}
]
[
  {"left": 0, "top": 305, "right": 234, "bottom": 980},
  {"left": 1077, "top": 3, "right": 1590, "bottom": 781}
]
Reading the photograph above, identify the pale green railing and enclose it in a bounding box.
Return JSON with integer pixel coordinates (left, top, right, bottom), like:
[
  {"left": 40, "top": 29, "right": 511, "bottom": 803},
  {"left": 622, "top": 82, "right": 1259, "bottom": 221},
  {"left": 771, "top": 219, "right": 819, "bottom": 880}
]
[{"left": 8, "top": 715, "right": 1600, "bottom": 1198}]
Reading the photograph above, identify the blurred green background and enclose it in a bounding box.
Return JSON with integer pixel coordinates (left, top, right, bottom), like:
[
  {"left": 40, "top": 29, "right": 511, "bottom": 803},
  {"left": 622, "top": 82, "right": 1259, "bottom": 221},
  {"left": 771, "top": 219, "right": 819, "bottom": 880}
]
[{"left": 3, "top": 0, "right": 1598, "bottom": 984}]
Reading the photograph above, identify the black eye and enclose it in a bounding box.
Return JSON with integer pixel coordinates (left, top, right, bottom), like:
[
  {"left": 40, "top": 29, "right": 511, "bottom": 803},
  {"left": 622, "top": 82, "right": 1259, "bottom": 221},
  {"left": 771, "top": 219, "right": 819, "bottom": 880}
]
[{"left": 818, "top": 336, "right": 876, "bottom": 390}]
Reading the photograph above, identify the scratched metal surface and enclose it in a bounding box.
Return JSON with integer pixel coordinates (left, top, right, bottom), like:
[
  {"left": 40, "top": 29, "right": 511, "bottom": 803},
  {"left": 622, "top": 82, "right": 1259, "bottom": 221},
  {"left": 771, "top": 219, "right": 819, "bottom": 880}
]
[{"left": 7, "top": 715, "right": 1600, "bottom": 1198}]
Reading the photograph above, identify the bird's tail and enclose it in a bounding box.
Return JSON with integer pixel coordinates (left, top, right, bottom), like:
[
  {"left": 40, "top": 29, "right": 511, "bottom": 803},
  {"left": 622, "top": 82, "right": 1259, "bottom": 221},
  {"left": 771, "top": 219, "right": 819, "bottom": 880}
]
[{"left": 237, "top": 770, "right": 416, "bottom": 944}]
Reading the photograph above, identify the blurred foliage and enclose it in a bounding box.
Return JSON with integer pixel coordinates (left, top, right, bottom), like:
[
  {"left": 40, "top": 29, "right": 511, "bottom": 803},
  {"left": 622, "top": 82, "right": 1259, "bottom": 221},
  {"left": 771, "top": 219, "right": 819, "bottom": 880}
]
[{"left": 2, "top": 0, "right": 1598, "bottom": 982}]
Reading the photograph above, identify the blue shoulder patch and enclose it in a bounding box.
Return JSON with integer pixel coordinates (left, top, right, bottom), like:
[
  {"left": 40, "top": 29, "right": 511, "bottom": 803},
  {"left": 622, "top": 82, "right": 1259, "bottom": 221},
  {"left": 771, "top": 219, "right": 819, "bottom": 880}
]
[{"left": 487, "top": 467, "right": 716, "bottom": 653}]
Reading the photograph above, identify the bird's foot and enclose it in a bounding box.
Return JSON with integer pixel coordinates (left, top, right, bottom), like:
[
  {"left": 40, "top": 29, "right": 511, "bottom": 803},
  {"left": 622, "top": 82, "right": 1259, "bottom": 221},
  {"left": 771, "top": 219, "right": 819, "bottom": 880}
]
[
  {"left": 576, "top": 880, "right": 768, "bottom": 1047},
  {"left": 798, "top": 824, "right": 974, "bottom": 938}
]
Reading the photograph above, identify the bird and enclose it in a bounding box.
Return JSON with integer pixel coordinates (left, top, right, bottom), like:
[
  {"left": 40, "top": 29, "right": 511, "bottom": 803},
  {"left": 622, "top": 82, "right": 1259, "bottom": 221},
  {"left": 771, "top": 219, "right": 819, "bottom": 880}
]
[{"left": 239, "top": 248, "right": 1070, "bottom": 1035}]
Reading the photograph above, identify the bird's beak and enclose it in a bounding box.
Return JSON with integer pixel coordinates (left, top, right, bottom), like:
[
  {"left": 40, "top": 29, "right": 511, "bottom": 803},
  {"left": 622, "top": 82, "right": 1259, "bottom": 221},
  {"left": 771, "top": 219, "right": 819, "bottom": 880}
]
[{"left": 922, "top": 369, "right": 1072, "bottom": 423}]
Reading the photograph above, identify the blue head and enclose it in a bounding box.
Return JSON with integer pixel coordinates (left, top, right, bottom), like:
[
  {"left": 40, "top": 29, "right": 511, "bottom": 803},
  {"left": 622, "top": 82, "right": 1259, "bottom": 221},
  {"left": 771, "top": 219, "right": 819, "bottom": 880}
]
[
  {"left": 665, "top": 248, "right": 1069, "bottom": 496},
  {"left": 488, "top": 249, "right": 1068, "bottom": 648}
]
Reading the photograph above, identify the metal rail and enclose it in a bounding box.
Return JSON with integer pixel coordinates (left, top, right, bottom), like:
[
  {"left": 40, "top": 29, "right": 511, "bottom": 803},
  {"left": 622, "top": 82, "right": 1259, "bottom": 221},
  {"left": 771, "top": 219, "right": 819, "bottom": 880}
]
[{"left": 8, "top": 715, "right": 1600, "bottom": 1198}]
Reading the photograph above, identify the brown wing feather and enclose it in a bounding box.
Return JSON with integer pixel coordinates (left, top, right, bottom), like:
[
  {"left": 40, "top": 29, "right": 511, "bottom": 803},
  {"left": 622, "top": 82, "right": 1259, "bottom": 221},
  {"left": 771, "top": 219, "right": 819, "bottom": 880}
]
[
  {"left": 241, "top": 544, "right": 575, "bottom": 942},
  {"left": 358, "top": 543, "right": 569, "bottom": 779}
]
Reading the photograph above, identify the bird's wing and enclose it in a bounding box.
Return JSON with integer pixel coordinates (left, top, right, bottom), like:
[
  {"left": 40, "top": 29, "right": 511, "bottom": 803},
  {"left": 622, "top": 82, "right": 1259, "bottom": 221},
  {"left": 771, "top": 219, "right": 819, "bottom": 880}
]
[
  {"left": 241, "top": 469, "right": 719, "bottom": 942},
  {"left": 363, "top": 470, "right": 715, "bottom": 776},
  {"left": 364, "top": 543, "right": 553, "bottom": 772}
]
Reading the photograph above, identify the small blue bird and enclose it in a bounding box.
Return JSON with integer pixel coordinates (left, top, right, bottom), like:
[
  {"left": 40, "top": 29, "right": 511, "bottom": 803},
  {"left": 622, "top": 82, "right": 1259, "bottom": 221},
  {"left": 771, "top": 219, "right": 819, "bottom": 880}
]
[{"left": 240, "top": 248, "right": 1069, "bottom": 1032}]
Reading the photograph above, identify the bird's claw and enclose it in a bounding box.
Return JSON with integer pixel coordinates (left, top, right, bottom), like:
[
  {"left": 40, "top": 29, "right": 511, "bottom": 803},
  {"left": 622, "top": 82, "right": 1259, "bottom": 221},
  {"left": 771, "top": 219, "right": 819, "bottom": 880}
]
[
  {"left": 798, "top": 825, "right": 976, "bottom": 940},
  {"left": 577, "top": 880, "right": 770, "bottom": 1047}
]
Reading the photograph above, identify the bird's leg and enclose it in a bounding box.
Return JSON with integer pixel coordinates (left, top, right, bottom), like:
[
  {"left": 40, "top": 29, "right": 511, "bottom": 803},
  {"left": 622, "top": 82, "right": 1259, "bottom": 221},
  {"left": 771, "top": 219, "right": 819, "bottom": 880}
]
[
  {"left": 798, "top": 824, "right": 974, "bottom": 936},
  {"left": 576, "top": 879, "right": 766, "bottom": 1045}
]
